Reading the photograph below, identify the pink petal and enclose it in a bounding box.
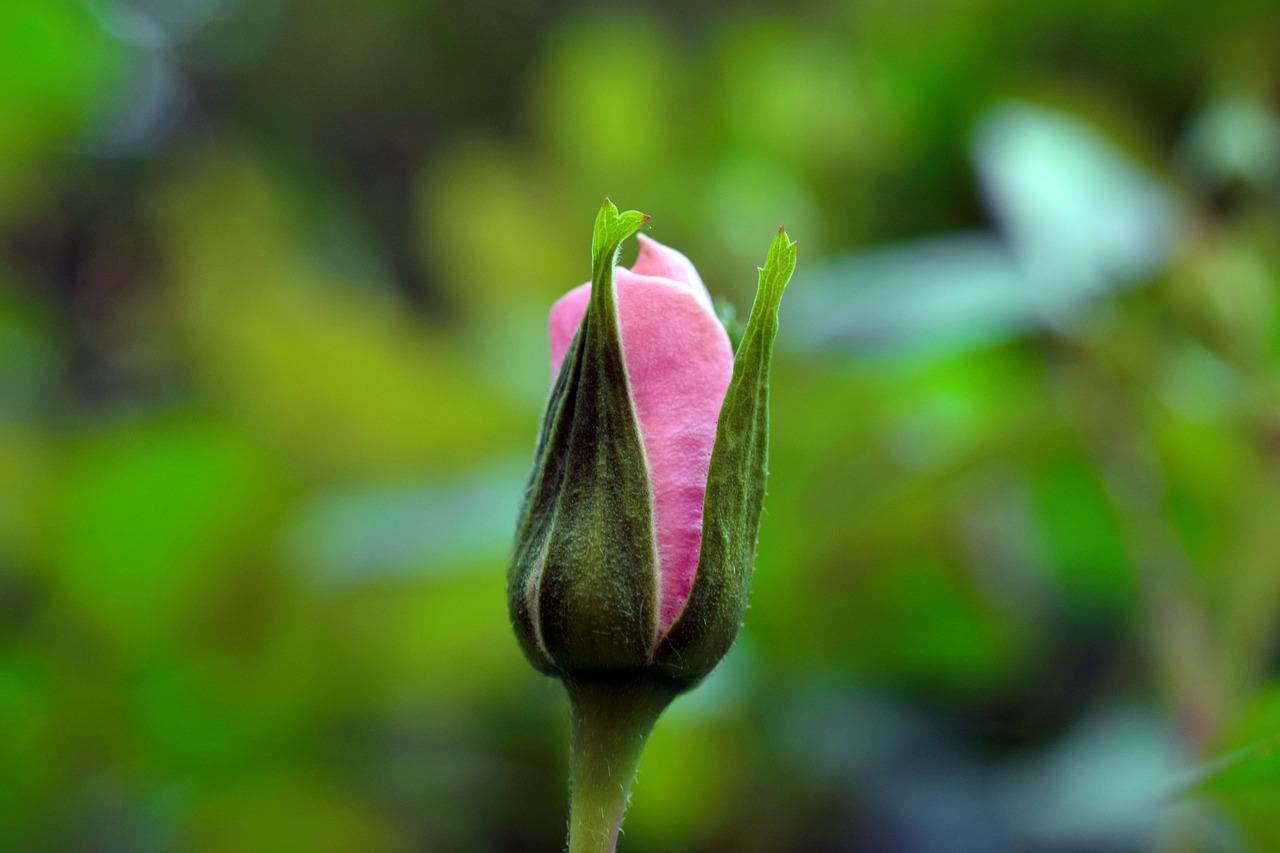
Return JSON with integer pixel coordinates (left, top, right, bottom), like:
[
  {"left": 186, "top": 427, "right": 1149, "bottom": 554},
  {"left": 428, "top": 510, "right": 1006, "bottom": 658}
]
[
  {"left": 548, "top": 282, "right": 591, "bottom": 378},
  {"left": 632, "top": 234, "right": 716, "bottom": 314},
  {"left": 548, "top": 244, "right": 734, "bottom": 637}
]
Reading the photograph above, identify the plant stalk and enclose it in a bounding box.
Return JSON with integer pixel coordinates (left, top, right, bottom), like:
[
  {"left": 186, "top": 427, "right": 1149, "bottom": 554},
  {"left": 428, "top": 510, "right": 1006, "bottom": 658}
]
[{"left": 565, "top": 677, "right": 678, "bottom": 853}]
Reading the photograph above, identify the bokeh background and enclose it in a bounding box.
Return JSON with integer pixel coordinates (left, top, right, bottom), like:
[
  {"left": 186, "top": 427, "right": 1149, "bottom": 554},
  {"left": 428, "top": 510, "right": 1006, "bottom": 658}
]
[{"left": 4, "top": 0, "right": 1280, "bottom": 850}]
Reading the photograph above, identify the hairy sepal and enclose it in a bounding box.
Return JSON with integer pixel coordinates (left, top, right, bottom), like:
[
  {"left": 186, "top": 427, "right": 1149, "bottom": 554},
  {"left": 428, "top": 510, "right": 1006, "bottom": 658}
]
[
  {"left": 654, "top": 228, "right": 796, "bottom": 688},
  {"left": 508, "top": 201, "right": 659, "bottom": 675}
]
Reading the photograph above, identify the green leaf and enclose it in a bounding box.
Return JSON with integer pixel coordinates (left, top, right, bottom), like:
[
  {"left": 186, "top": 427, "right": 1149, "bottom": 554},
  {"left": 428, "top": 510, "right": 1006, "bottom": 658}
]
[
  {"left": 656, "top": 227, "right": 796, "bottom": 687},
  {"left": 1198, "top": 738, "right": 1280, "bottom": 794},
  {"left": 1193, "top": 684, "right": 1280, "bottom": 847},
  {"left": 1197, "top": 686, "right": 1280, "bottom": 795}
]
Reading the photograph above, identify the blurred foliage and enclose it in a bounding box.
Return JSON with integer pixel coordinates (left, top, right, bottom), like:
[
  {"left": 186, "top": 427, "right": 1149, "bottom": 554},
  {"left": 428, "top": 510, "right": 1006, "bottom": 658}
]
[{"left": 3, "top": 0, "right": 1280, "bottom": 850}]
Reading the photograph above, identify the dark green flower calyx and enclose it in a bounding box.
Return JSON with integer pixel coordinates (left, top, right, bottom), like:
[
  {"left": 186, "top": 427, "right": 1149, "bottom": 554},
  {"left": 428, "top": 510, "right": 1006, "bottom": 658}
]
[{"left": 508, "top": 200, "right": 659, "bottom": 678}]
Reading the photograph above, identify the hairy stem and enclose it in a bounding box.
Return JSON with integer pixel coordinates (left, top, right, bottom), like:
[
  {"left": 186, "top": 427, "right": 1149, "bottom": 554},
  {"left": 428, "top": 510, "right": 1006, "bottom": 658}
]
[{"left": 565, "top": 677, "right": 677, "bottom": 853}]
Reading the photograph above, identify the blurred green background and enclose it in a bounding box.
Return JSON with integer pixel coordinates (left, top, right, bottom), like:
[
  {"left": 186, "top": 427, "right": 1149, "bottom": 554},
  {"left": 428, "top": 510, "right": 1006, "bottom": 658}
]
[{"left": 3, "top": 0, "right": 1280, "bottom": 850}]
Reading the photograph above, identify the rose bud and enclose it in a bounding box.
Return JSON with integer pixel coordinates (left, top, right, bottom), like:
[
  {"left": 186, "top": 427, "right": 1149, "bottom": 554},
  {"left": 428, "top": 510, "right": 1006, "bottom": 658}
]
[
  {"left": 508, "top": 200, "right": 795, "bottom": 852},
  {"left": 509, "top": 200, "right": 795, "bottom": 690}
]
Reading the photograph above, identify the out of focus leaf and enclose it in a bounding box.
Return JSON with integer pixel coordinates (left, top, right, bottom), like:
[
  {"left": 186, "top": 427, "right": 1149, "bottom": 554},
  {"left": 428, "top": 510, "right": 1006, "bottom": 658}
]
[
  {"left": 787, "top": 101, "right": 1180, "bottom": 357},
  {"left": 703, "top": 156, "right": 824, "bottom": 270},
  {"left": 1180, "top": 95, "right": 1280, "bottom": 190},
  {"left": 0, "top": 0, "right": 124, "bottom": 216},
  {"left": 322, "top": 574, "right": 533, "bottom": 712},
  {"left": 42, "top": 414, "right": 286, "bottom": 644},
  {"left": 784, "top": 233, "right": 1032, "bottom": 354},
  {"left": 417, "top": 141, "right": 579, "bottom": 318},
  {"left": 625, "top": 715, "right": 740, "bottom": 849},
  {"left": 1200, "top": 684, "right": 1280, "bottom": 848},
  {"left": 283, "top": 464, "right": 525, "bottom": 584},
  {"left": 180, "top": 773, "right": 409, "bottom": 853},
  {"left": 157, "top": 153, "right": 529, "bottom": 477},
  {"left": 974, "top": 101, "right": 1179, "bottom": 300},
  {"left": 995, "top": 705, "right": 1182, "bottom": 848},
  {"left": 533, "top": 11, "right": 685, "bottom": 189},
  {"left": 1030, "top": 454, "right": 1135, "bottom": 612},
  {"left": 0, "top": 654, "right": 58, "bottom": 840},
  {"left": 0, "top": 288, "right": 56, "bottom": 415},
  {"left": 714, "top": 22, "right": 870, "bottom": 174},
  {"left": 0, "top": 422, "right": 48, "bottom": 563}
]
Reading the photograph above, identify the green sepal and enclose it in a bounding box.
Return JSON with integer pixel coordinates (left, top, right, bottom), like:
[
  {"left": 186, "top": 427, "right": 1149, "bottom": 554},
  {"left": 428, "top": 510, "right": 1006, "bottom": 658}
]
[
  {"left": 655, "top": 227, "right": 796, "bottom": 688},
  {"left": 508, "top": 200, "right": 659, "bottom": 676}
]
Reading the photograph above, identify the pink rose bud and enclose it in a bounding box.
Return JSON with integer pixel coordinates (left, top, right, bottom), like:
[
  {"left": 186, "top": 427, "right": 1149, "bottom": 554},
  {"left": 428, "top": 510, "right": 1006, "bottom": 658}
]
[{"left": 509, "top": 200, "right": 795, "bottom": 690}]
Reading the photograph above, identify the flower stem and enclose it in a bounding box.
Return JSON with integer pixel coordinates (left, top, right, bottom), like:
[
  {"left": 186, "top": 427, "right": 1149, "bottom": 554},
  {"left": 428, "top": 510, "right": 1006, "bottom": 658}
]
[{"left": 565, "top": 677, "right": 678, "bottom": 853}]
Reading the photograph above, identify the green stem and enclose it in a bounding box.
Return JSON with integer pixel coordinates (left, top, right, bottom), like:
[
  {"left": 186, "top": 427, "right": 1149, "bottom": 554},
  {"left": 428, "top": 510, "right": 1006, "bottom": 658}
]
[{"left": 565, "top": 677, "right": 678, "bottom": 853}]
